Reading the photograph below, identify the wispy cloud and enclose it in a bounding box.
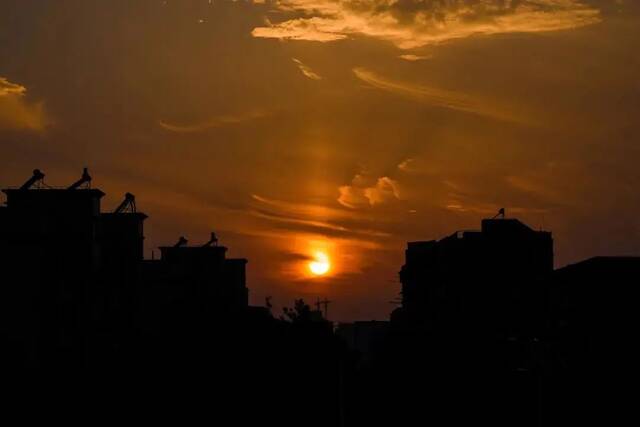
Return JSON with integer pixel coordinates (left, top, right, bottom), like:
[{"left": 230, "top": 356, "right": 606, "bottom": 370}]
[
  {"left": 252, "top": 1, "right": 601, "bottom": 49},
  {"left": 252, "top": 194, "right": 354, "bottom": 221},
  {"left": 158, "top": 110, "right": 268, "bottom": 133},
  {"left": 251, "top": 193, "right": 390, "bottom": 238},
  {"left": 353, "top": 67, "right": 529, "bottom": 123},
  {"left": 398, "top": 54, "right": 432, "bottom": 61},
  {"left": 292, "top": 58, "right": 323, "bottom": 80},
  {"left": 0, "top": 77, "right": 49, "bottom": 131}
]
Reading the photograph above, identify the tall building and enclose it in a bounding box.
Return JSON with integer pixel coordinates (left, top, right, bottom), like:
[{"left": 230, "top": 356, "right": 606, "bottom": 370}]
[
  {"left": 397, "top": 215, "right": 553, "bottom": 339},
  {"left": 0, "top": 169, "right": 247, "bottom": 367},
  {"left": 382, "top": 215, "right": 555, "bottom": 427},
  {"left": 0, "top": 169, "right": 106, "bottom": 366}
]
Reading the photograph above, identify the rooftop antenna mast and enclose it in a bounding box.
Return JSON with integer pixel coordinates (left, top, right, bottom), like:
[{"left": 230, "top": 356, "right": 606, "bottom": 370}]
[{"left": 67, "top": 167, "right": 92, "bottom": 190}]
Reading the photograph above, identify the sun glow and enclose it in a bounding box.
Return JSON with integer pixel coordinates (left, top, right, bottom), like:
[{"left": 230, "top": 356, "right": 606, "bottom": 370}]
[{"left": 309, "top": 251, "right": 331, "bottom": 276}]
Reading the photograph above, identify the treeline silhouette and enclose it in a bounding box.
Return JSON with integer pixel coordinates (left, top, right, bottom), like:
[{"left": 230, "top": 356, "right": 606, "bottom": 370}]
[{"left": 0, "top": 169, "right": 637, "bottom": 426}]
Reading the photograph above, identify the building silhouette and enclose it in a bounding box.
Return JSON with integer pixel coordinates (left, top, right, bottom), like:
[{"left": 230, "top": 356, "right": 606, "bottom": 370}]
[
  {"left": 362, "top": 212, "right": 639, "bottom": 427},
  {"left": 360, "top": 214, "right": 553, "bottom": 426},
  {"left": 397, "top": 215, "right": 553, "bottom": 341},
  {"left": 0, "top": 169, "right": 249, "bottom": 368},
  {"left": 0, "top": 169, "right": 107, "bottom": 367}
]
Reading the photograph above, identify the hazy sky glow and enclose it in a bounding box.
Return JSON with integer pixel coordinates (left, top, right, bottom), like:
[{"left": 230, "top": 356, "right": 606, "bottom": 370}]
[{"left": 1, "top": 0, "right": 639, "bottom": 320}]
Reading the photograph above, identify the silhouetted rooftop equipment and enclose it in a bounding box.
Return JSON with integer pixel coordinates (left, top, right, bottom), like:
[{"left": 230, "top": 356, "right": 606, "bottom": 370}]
[
  {"left": 20, "top": 169, "right": 45, "bottom": 190},
  {"left": 492, "top": 208, "right": 506, "bottom": 219},
  {"left": 67, "top": 168, "right": 92, "bottom": 190},
  {"left": 202, "top": 232, "right": 219, "bottom": 247},
  {"left": 174, "top": 236, "right": 188, "bottom": 248},
  {"left": 114, "top": 193, "right": 137, "bottom": 214}
]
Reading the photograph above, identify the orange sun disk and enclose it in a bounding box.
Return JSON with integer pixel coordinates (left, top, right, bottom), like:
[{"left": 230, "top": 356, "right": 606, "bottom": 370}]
[{"left": 309, "top": 252, "right": 330, "bottom": 276}]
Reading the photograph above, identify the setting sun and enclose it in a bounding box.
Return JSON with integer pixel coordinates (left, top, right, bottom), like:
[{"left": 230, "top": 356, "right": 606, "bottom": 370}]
[{"left": 309, "top": 251, "right": 331, "bottom": 276}]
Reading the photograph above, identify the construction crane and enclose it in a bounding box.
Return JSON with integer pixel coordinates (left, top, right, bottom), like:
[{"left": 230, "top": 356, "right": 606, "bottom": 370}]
[
  {"left": 201, "top": 232, "right": 218, "bottom": 247},
  {"left": 173, "top": 236, "right": 188, "bottom": 248},
  {"left": 20, "top": 169, "right": 45, "bottom": 190},
  {"left": 67, "top": 168, "right": 91, "bottom": 190},
  {"left": 114, "top": 193, "right": 137, "bottom": 213}
]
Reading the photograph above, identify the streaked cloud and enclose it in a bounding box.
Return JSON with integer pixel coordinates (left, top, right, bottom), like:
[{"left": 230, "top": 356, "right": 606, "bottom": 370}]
[
  {"left": 0, "top": 77, "right": 49, "bottom": 131},
  {"left": 398, "top": 54, "right": 432, "bottom": 61},
  {"left": 251, "top": 193, "right": 390, "bottom": 238},
  {"left": 251, "top": 194, "right": 356, "bottom": 221},
  {"left": 353, "top": 67, "right": 529, "bottom": 123},
  {"left": 252, "top": 1, "right": 601, "bottom": 49},
  {"left": 292, "top": 58, "right": 323, "bottom": 80},
  {"left": 158, "top": 110, "right": 268, "bottom": 133}
]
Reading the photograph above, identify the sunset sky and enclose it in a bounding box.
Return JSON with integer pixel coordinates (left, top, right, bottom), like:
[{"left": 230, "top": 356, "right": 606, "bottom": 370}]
[{"left": 1, "top": 0, "right": 639, "bottom": 320}]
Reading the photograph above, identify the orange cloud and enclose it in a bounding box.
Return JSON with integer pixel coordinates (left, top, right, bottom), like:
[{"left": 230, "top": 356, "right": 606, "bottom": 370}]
[
  {"left": 338, "top": 173, "right": 401, "bottom": 209},
  {"left": 0, "top": 77, "right": 49, "bottom": 131},
  {"left": 252, "top": 1, "right": 601, "bottom": 49}
]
